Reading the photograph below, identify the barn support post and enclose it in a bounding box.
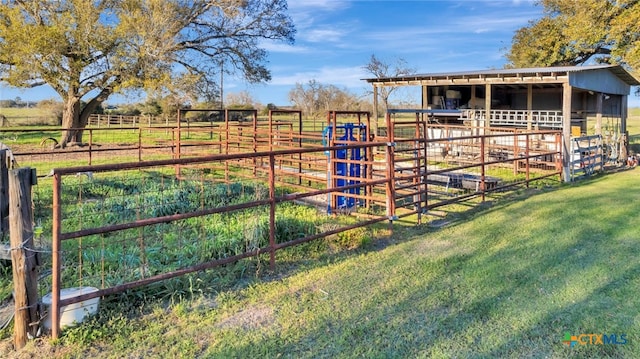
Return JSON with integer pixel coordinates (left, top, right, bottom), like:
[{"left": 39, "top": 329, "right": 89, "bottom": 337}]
[
  {"left": 621, "top": 94, "right": 628, "bottom": 134},
  {"left": 562, "top": 82, "right": 572, "bottom": 182},
  {"left": 484, "top": 84, "right": 492, "bottom": 133},
  {"left": 595, "top": 92, "right": 603, "bottom": 136},
  {"left": 470, "top": 86, "right": 477, "bottom": 108},
  {"left": 9, "top": 168, "right": 39, "bottom": 349},
  {"left": 372, "top": 86, "right": 379, "bottom": 138},
  {"left": 421, "top": 85, "right": 429, "bottom": 123},
  {"left": 527, "top": 84, "right": 533, "bottom": 131},
  {"left": 470, "top": 86, "right": 478, "bottom": 136}
]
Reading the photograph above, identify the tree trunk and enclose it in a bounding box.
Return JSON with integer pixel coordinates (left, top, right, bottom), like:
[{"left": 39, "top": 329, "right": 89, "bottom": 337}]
[
  {"left": 60, "top": 96, "right": 82, "bottom": 148},
  {"left": 59, "top": 89, "right": 110, "bottom": 148}
]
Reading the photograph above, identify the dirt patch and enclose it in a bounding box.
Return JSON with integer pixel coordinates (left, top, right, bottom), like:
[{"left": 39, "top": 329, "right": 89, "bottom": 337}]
[
  {"left": 215, "top": 305, "right": 274, "bottom": 331},
  {"left": 0, "top": 337, "right": 71, "bottom": 359}
]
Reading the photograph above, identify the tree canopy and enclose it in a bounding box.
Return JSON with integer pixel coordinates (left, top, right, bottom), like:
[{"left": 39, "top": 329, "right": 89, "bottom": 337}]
[
  {"left": 0, "top": 0, "right": 295, "bottom": 147},
  {"left": 506, "top": 0, "right": 640, "bottom": 74}
]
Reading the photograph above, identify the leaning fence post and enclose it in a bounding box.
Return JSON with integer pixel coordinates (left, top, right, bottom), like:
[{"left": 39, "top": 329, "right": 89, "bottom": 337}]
[{"left": 9, "top": 167, "right": 38, "bottom": 349}]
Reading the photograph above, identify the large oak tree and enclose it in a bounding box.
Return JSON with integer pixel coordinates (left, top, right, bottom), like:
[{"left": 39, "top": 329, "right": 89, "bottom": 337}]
[
  {"left": 0, "top": 0, "right": 295, "bottom": 147},
  {"left": 506, "top": 0, "right": 640, "bottom": 74}
]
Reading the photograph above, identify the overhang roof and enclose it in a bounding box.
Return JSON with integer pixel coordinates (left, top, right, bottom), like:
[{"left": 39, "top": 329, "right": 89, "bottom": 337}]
[{"left": 363, "top": 65, "right": 640, "bottom": 86}]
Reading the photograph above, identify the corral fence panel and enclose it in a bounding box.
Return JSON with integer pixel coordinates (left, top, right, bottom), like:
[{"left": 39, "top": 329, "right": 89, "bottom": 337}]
[
  {"left": 0, "top": 108, "right": 566, "bottom": 340},
  {"left": 570, "top": 135, "right": 604, "bottom": 180}
]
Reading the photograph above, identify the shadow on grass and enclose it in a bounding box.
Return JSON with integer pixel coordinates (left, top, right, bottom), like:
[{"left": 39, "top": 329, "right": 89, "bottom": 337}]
[{"left": 208, "top": 170, "right": 639, "bottom": 357}]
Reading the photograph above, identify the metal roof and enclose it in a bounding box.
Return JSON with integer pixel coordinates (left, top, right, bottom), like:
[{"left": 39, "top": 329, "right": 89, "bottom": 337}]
[{"left": 363, "top": 65, "right": 640, "bottom": 86}]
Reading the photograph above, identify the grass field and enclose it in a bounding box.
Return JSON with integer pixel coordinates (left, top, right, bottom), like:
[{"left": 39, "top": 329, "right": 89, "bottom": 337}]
[
  {"left": 0, "top": 109, "right": 637, "bottom": 357},
  {"left": 0, "top": 107, "right": 59, "bottom": 126}
]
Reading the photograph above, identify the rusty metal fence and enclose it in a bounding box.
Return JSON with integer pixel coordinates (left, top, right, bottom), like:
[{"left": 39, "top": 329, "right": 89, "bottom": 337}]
[
  {"left": 43, "top": 143, "right": 392, "bottom": 339},
  {"left": 3, "top": 108, "right": 564, "bottom": 340},
  {"left": 384, "top": 110, "right": 562, "bottom": 223}
]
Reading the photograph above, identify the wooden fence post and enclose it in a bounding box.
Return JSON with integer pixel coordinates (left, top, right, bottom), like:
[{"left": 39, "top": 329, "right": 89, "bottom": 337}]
[
  {"left": 9, "top": 167, "right": 38, "bottom": 349},
  {"left": 0, "top": 150, "right": 8, "bottom": 232}
]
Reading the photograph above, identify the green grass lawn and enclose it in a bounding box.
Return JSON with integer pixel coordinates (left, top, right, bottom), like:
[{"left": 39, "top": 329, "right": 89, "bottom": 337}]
[{"left": 2, "top": 166, "right": 638, "bottom": 358}]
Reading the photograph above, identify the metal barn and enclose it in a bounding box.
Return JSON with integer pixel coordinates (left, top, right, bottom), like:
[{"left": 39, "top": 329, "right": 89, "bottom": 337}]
[{"left": 364, "top": 65, "right": 640, "bottom": 181}]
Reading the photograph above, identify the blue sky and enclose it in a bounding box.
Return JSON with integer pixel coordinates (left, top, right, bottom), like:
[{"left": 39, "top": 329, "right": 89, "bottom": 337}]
[
  {"left": 2, "top": 0, "right": 639, "bottom": 108},
  {"left": 248, "top": 0, "right": 546, "bottom": 106}
]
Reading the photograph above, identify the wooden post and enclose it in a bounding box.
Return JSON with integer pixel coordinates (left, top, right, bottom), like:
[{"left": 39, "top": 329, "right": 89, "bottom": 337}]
[
  {"left": 595, "top": 92, "right": 603, "bottom": 136},
  {"left": 621, "top": 94, "right": 628, "bottom": 134},
  {"left": 0, "top": 150, "right": 8, "bottom": 233},
  {"left": 9, "top": 168, "right": 38, "bottom": 349},
  {"left": 372, "top": 86, "right": 379, "bottom": 138},
  {"left": 527, "top": 84, "right": 533, "bottom": 131},
  {"left": 562, "top": 82, "right": 572, "bottom": 182},
  {"left": 484, "top": 84, "right": 492, "bottom": 135}
]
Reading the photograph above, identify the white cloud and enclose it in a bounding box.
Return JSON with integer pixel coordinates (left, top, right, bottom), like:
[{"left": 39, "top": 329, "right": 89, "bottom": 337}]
[
  {"left": 288, "top": 0, "right": 351, "bottom": 12},
  {"left": 304, "top": 28, "right": 347, "bottom": 43},
  {"left": 288, "top": 0, "right": 352, "bottom": 31},
  {"left": 261, "top": 41, "right": 311, "bottom": 54}
]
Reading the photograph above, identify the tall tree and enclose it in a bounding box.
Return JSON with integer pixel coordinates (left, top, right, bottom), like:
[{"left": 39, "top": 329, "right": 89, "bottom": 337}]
[
  {"left": 0, "top": 0, "right": 295, "bottom": 147},
  {"left": 363, "top": 54, "right": 415, "bottom": 114},
  {"left": 506, "top": 0, "right": 639, "bottom": 72}
]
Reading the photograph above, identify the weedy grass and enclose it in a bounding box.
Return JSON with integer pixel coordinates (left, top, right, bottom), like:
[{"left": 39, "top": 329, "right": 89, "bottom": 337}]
[{"left": 26, "top": 172, "right": 360, "bottom": 295}]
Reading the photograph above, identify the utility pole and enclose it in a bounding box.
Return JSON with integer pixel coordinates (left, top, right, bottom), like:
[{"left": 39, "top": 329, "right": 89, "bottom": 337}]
[{"left": 220, "top": 60, "right": 224, "bottom": 110}]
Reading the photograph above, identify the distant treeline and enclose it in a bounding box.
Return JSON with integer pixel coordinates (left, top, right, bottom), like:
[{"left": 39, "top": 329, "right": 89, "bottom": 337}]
[{"left": 0, "top": 99, "right": 39, "bottom": 108}]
